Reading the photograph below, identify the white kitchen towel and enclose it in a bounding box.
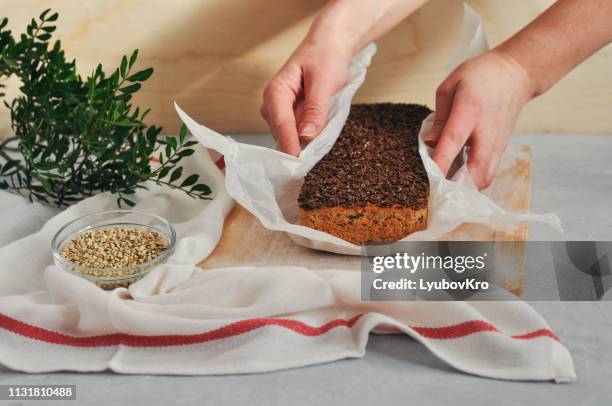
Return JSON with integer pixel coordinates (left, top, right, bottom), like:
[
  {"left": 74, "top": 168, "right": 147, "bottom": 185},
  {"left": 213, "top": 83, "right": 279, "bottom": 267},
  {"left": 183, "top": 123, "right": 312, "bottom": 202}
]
[{"left": 0, "top": 147, "right": 575, "bottom": 381}]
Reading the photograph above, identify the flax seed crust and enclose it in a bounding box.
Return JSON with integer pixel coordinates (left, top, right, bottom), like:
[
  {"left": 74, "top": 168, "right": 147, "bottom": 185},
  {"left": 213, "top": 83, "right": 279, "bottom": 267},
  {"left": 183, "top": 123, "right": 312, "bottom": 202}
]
[{"left": 298, "top": 103, "right": 431, "bottom": 245}]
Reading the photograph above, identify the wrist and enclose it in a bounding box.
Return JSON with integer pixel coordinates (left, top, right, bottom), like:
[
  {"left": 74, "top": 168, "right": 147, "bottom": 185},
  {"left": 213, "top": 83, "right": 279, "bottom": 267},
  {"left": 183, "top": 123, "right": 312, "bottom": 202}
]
[
  {"left": 302, "top": 22, "right": 356, "bottom": 65},
  {"left": 305, "top": 0, "right": 427, "bottom": 56},
  {"left": 491, "top": 46, "right": 541, "bottom": 101},
  {"left": 305, "top": 3, "right": 363, "bottom": 56}
]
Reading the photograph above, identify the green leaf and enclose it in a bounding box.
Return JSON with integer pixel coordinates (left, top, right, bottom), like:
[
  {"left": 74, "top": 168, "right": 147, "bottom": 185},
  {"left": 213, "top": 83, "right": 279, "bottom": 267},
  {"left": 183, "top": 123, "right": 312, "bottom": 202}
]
[
  {"left": 126, "top": 67, "right": 153, "bottom": 82},
  {"left": 169, "top": 166, "right": 182, "bottom": 183},
  {"left": 191, "top": 184, "right": 211, "bottom": 194},
  {"left": 129, "top": 49, "right": 138, "bottom": 69},
  {"left": 158, "top": 166, "right": 171, "bottom": 179},
  {"left": 115, "top": 93, "right": 131, "bottom": 102},
  {"left": 40, "top": 9, "right": 51, "bottom": 20},
  {"left": 141, "top": 108, "right": 152, "bottom": 121},
  {"left": 183, "top": 140, "right": 199, "bottom": 148},
  {"left": 180, "top": 174, "right": 198, "bottom": 188},
  {"left": 105, "top": 119, "right": 133, "bottom": 127},
  {"left": 122, "top": 197, "right": 136, "bottom": 207},
  {"left": 109, "top": 69, "right": 120, "bottom": 88},
  {"left": 120, "top": 55, "right": 128, "bottom": 78},
  {"left": 166, "top": 137, "right": 177, "bottom": 151},
  {"left": 47, "top": 12, "right": 59, "bottom": 22},
  {"left": 178, "top": 149, "right": 194, "bottom": 157},
  {"left": 32, "top": 193, "right": 49, "bottom": 204},
  {"left": 94, "top": 63, "right": 103, "bottom": 78},
  {"left": 119, "top": 82, "right": 141, "bottom": 94},
  {"left": 37, "top": 33, "right": 51, "bottom": 41},
  {"left": 38, "top": 177, "right": 53, "bottom": 193},
  {"left": 179, "top": 124, "right": 187, "bottom": 143},
  {"left": 42, "top": 26, "right": 56, "bottom": 33},
  {"left": 0, "top": 160, "right": 19, "bottom": 175}
]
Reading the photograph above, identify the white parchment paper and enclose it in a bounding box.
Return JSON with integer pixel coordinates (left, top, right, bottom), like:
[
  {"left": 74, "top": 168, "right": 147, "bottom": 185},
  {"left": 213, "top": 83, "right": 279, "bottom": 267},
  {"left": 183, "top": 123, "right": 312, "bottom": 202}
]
[{"left": 176, "top": 4, "right": 561, "bottom": 256}]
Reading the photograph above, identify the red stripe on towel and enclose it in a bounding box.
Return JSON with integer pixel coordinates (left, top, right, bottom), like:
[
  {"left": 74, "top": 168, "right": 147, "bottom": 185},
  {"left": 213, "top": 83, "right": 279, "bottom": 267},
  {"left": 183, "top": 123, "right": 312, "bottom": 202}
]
[
  {"left": 215, "top": 156, "right": 225, "bottom": 170},
  {"left": 0, "top": 312, "right": 558, "bottom": 348},
  {"left": 411, "top": 320, "right": 559, "bottom": 341},
  {"left": 0, "top": 313, "right": 362, "bottom": 347}
]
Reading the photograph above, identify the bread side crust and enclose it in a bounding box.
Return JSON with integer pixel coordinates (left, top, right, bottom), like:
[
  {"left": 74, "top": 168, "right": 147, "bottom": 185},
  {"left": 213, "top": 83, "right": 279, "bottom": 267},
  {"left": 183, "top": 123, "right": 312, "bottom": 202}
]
[{"left": 299, "top": 205, "right": 428, "bottom": 245}]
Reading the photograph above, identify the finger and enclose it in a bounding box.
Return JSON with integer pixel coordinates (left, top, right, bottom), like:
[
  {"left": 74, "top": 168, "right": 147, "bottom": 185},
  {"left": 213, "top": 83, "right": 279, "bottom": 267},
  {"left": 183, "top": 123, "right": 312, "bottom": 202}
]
[
  {"left": 294, "top": 99, "right": 304, "bottom": 129},
  {"left": 466, "top": 132, "right": 500, "bottom": 190},
  {"left": 424, "top": 82, "right": 457, "bottom": 147},
  {"left": 262, "top": 83, "right": 301, "bottom": 156},
  {"left": 298, "top": 67, "right": 334, "bottom": 141},
  {"left": 432, "top": 92, "right": 479, "bottom": 176},
  {"left": 293, "top": 101, "right": 312, "bottom": 151}
]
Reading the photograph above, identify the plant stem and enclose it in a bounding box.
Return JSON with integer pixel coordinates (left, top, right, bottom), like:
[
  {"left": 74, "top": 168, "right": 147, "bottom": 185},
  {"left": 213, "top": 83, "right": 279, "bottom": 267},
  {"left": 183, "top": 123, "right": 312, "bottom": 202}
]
[{"left": 149, "top": 178, "right": 212, "bottom": 200}]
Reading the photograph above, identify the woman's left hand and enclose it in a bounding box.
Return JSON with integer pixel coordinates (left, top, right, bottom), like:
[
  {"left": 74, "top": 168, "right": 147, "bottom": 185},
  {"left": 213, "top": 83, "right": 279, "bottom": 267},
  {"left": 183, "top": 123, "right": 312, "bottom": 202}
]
[{"left": 424, "top": 48, "right": 536, "bottom": 190}]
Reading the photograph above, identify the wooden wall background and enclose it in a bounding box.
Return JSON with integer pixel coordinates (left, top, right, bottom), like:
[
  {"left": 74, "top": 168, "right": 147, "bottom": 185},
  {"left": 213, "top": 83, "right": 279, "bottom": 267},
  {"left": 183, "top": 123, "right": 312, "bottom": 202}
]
[{"left": 1, "top": 0, "right": 611, "bottom": 136}]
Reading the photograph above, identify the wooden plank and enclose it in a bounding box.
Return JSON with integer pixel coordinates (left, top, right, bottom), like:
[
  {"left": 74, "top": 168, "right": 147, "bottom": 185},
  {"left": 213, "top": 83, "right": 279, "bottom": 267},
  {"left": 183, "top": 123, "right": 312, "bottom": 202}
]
[
  {"left": 199, "top": 145, "right": 532, "bottom": 296},
  {"left": 2, "top": 0, "right": 612, "bottom": 136}
]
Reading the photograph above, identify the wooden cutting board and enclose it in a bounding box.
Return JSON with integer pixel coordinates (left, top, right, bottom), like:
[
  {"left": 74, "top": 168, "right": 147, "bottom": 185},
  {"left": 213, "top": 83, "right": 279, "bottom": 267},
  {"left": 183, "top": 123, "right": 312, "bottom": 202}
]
[{"left": 199, "top": 145, "right": 532, "bottom": 296}]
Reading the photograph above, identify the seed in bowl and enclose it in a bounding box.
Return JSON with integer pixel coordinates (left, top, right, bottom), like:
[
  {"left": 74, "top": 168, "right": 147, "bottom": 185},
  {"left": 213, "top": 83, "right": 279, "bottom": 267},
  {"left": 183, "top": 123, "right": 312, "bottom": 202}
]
[{"left": 60, "top": 227, "right": 168, "bottom": 270}]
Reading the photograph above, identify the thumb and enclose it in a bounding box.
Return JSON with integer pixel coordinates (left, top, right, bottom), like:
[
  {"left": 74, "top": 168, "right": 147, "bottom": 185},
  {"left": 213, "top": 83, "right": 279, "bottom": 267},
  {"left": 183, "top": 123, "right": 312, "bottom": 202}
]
[{"left": 298, "top": 68, "right": 334, "bottom": 140}]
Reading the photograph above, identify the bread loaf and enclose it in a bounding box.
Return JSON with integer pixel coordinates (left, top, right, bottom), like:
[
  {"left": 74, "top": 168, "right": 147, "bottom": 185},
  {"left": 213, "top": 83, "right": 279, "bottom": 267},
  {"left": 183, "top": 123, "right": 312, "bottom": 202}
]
[{"left": 298, "top": 103, "right": 431, "bottom": 245}]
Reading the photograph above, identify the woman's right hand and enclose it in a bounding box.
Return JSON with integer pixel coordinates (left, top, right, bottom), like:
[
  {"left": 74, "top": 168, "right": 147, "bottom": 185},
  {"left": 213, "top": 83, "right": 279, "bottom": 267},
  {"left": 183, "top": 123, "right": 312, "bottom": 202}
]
[{"left": 260, "top": 40, "right": 352, "bottom": 157}]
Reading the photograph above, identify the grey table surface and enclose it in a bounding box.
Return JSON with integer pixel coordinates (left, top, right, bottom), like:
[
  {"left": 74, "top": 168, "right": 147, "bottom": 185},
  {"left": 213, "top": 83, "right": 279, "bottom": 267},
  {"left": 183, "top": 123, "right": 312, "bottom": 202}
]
[{"left": 1, "top": 133, "right": 612, "bottom": 406}]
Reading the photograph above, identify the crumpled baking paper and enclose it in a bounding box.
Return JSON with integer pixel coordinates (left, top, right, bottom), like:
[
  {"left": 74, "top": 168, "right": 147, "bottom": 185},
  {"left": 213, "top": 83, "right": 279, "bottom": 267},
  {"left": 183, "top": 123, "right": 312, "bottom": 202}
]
[{"left": 176, "top": 4, "right": 561, "bottom": 256}]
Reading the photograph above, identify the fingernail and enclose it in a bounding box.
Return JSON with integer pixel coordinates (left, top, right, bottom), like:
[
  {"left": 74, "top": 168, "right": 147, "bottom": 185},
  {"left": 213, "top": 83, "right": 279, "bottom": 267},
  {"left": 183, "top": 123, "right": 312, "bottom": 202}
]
[{"left": 299, "top": 123, "right": 316, "bottom": 136}]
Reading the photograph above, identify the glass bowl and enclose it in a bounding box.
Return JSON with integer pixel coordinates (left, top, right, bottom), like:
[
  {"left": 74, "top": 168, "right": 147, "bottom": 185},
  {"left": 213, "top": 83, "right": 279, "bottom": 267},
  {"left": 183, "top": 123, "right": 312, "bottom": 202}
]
[{"left": 51, "top": 210, "right": 176, "bottom": 290}]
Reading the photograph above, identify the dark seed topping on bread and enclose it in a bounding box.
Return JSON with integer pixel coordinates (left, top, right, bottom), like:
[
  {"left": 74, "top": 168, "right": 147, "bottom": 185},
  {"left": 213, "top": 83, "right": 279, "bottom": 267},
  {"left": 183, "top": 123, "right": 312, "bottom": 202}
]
[{"left": 298, "top": 103, "right": 431, "bottom": 210}]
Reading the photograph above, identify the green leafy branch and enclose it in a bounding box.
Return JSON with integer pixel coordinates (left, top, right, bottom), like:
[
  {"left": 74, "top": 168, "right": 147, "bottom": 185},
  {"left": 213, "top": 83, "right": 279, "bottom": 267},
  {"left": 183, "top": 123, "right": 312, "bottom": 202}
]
[{"left": 0, "top": 9, "right": 211, "bottom": 207}]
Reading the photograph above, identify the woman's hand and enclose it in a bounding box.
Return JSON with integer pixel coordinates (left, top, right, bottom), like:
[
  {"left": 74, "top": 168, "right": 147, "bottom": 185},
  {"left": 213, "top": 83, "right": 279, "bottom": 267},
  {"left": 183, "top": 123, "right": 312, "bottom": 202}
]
[
  {"left": 260, "top": 41, "right": 352, "bottom": 157},
  {"left": 427, "top": 0, "right": 612, "bottom": 190},
  {"left": 261, "top": 0, "right": 428, "bottom": 156},
  {"left": 424, "top": 49, "right": 535, "bottom": 190}
]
